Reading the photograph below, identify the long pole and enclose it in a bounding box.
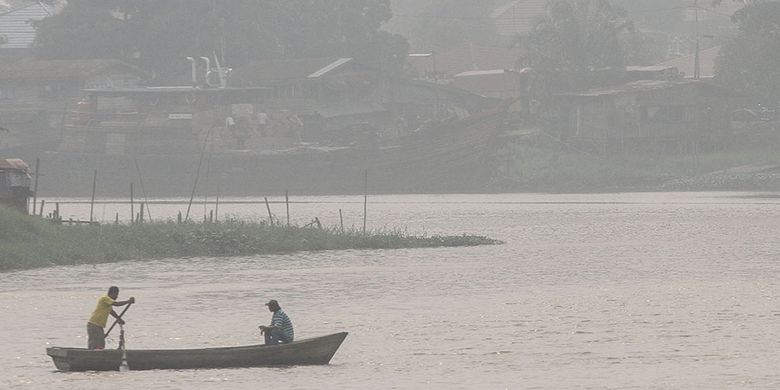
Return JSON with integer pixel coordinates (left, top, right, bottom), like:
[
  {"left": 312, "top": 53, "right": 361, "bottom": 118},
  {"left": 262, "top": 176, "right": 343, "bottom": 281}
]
[
  {"left": 32, "top": 158, "right": 40, "bottom": 215},
  {"left": 693, "top": 0, "right": 701, "bottom": 80},
  {"left": 363, "top": 169, "right": 368, "bottom": 234},
  {"left": 104, "top": 303, "right": 133, "bottom": 338},
  {"left": 186, "top": 128, "right": 211, "bottom": 221},
  {"left": 130, "top": 182, "right": 134, "bottom": 224},
  {"left": 134, "top": 158, "right": 152, "bottom": 222},
  {"left": 214, "top": 176, "right": 220, "bottom": 223},
  {"left": 265, "top": 197, "right": 274, "bottom": 227},
  {"left": 285, "top": 190, "right": 290, "bottom": 227},
  {"left": 89, "top": 169, "right": 97, "bottom": 222}
]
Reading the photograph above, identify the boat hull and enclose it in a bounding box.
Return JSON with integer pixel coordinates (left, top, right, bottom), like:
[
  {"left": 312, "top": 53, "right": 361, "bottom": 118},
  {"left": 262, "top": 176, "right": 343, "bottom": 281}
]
[{"left": 46, "top": 332, "right": 347, "bottom": 371}]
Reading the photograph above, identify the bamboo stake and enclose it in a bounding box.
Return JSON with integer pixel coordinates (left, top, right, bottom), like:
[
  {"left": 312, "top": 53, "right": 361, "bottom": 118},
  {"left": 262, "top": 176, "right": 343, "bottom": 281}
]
[
  {"left": 214, "top": 177, "right": 220, "bottom": 223},
  {"left": 285, "top": 190, "right": 290, "bottom": 227},
  {"left": 339, "top": 209, "right": 344, "bottom": 233},
  {"left": 32, "top": 158, "right": 40, "bottom": 215},
  {"left": 134, "top": 158, "right": 152, "bottom": 222},
  {"left": 89, "top": 169, "right": 97, "bottom": 222},
  {"left": 130, "top": 183, "right": 134, "bottom": 224},
  {"left": 363, "top": 169, "right": 368, "bottom": 234},
  {"left": 39, "top": 199, "right": 45, "bottom": 217},
  {"left": 185, "top": 127, "right": 212, "bottom": 222},
  {"left": 264, "top": 197, "right": 273, "bottom": 227}
]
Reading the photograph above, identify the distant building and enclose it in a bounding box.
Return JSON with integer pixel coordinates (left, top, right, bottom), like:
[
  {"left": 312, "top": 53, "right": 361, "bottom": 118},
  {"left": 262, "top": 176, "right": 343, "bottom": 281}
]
[
  {"left": 0, "top": 157, "right": 31, "bottom": 213},
  {"left": 0, "top": 1, "right": 64, "bottom": 59},
  {"left": 656, "top": 46, "right": 720, "bottom": 80},
  {"left": 490, "top": 0, "right": 548, "bottom": 38},
  {"left": 555, "top": 80, "right": 736, "bottom": 153},
  {"left": 0, "top": 58, "right": 148, "bottom": 140},
  {"left": 452, "top": 68, "right": 530, "bottom": 100},
  {"left": 406, "top": 45, "right": 521, "bottom": 81},
  {"left": 230, "top": 57, "right": 491, "bottom": 143},
  {"left": 625, "top": 66, "right": 681, "bottom": 82}
]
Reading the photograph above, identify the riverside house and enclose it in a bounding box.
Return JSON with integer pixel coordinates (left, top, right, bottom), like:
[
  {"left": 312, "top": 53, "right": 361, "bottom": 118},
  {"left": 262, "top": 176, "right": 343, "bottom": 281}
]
[
  {"left": 229, "top": 56, "right": 491, "bottom": 144},
  {"left": 0, "top": 58, "right": 148, "bottom": 148},
  {"left": 555, "top": 80, "right": 736, "bottom": 154},
  {"left": 0, "top": 158, "right": 31, "bottom": 213}
]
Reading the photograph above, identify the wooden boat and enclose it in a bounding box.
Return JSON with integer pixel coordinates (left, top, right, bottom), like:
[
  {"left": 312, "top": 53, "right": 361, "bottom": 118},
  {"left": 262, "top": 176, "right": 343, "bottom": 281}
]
[{"left": 46, "top": 332, "right": 347, "bottom": 371}]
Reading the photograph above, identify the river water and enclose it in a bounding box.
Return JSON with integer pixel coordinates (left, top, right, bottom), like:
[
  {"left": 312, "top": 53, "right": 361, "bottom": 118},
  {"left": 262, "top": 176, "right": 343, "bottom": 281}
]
[{"left": 2, "top": 192, "right": 780, "bottom": 389}]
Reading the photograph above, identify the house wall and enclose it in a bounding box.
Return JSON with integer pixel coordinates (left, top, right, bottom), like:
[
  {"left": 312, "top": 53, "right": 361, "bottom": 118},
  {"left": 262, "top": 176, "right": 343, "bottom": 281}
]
[
  {"left": 562, "top": 84, "right": 733, "bottom": 141},
  {"left": 452, "top": 72, "right": 523, "bottom": 99}
]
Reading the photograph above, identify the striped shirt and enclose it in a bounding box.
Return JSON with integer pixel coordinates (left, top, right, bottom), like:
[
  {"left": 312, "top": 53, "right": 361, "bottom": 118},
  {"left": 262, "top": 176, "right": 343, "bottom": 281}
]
[{"left": 271, "top": 309, "right": 294, "bottom": 341}]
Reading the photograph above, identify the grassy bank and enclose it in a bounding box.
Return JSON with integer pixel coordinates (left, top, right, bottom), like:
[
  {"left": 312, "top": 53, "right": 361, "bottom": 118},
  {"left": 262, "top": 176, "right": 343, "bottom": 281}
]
[
  {"left": 500, "top": 144, "right": 780, "bottom": 192},
  {"left": 0, "top": 207, "right": 501, "bottom": 272}
]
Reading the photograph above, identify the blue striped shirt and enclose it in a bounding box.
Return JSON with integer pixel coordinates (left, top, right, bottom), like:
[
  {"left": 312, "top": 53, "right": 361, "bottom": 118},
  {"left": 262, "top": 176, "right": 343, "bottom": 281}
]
[{"left": 271, "top": 309, "right": 294, "bottom": 341}]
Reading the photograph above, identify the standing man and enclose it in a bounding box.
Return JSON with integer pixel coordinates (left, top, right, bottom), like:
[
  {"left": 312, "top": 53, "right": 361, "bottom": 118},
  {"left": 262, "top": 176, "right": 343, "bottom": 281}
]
[
  {"left": 258, "top": 299, "right": 294, "bottom": 345},
  {"left": 256, "top": 111, "right": 268, "bottom": 137},
  {"left": 87, "top": 286, "right": 135, "bottom": 350}
]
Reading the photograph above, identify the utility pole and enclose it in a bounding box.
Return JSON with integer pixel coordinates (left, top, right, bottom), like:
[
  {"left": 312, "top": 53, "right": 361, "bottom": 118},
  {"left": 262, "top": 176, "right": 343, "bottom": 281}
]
[{"left": 693, "top": 0, "right": 701, "bottom": 80}]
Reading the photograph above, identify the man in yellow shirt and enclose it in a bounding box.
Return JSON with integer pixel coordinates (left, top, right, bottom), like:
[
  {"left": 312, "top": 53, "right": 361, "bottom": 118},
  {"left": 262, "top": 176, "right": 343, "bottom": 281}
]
[{"left": 87, "top": 286, "right": 135, "bottom": 350}]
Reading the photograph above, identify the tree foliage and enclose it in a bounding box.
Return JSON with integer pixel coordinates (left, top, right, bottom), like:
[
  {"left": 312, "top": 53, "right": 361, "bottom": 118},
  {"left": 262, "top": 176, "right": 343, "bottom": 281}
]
[
  {"left": 519, "top": 0, "right": 632, "bottom": 95},
  {"left": 611, "top": 0, "right": 683, "bottom": 32},
  {"left": 34, "top": 0, "right": 409, "bottom": 79},
  {"left": 715, "top": 0, "right": 780, "bottom": 102},
  {"left": 402, "top": 0, "right": 499, "bottom": 52}
]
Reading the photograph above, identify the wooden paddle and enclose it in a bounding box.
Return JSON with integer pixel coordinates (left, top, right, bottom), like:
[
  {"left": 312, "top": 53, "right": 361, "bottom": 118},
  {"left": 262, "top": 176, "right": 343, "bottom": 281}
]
[{"left": 104, "top": 303, "right": 133, "bottom": 338}]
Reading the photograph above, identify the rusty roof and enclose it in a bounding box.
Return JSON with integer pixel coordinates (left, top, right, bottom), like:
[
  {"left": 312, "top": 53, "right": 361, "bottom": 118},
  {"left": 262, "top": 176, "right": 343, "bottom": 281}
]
[
  {"left": 0, "top": 158, "right": 29, "bottom": 170},
  {"left": 0, "top": 58, "right": 150, "bottom": 80},
  {"left": 558, "top": 79, "right": 736, "bottom": 98},
  {"left": 230, "top": 57, "right": 355, "bottom": 86},
  {"left": 0, "top": 2, "right": 59, "bottom": 49}
]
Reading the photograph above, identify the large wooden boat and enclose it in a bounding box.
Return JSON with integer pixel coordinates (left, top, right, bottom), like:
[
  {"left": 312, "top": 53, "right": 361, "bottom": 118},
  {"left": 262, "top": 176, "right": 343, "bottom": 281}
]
[{"left": 46, "top": 332, "right": 348, "bottom": 371}]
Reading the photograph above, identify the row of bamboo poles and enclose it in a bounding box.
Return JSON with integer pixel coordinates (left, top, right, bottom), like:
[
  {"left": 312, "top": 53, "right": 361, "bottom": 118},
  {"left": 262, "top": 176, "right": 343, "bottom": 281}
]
[{"left": 29, "top": 158, "right": 370, "bottom": 233}]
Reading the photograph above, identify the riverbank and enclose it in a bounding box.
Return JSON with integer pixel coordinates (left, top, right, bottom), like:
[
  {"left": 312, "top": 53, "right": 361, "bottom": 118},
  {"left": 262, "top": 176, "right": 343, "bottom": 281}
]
[
  {"left": 0, "top": 207, "right": 500, "bottom": 272},
  {"left": 497, "top": 144, "right": 780, "bottom": 193}
]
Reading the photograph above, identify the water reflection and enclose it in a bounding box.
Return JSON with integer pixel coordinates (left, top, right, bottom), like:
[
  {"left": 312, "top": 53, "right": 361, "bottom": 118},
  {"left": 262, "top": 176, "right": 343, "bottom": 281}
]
[{"left": 2, "top": 193, "right": 780, "bottom": 389}]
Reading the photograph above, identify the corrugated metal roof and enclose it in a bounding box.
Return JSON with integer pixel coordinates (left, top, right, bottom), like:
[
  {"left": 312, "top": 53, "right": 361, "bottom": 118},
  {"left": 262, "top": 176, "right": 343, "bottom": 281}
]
[
  {"left": 559, "top": 80, "right": 689, "bottom": 98},
  {"left": 231, "top": 57, "right": 356, "bottom": 86},
  {"left": 490, "top": 0, "right": 548, "bottom": 37},
  {"left": 0, "top": 2, "right": 55, "bottom": 49},
  {"left": 625, "top": 65, "right": 677, "bottom": 72},
  {"left": 657, "top": 46, "right": 721, "bottom": 79},
  {"left": 454, "top": 69, "right": 513, "bottom": 78},
  {"left": 314, "top": 102, "right": 386, "bottom": 119},
  {"left": 0, "top": 158, "right": 29, "bottom": 171},
  {"left": 407, "top": 45, "right": 520, "bottom": 78},
  {"left": 308, "top": 58, "right": 353, "bottom": 78},
  {"left": 559, "top": 79, "right": 738, "bottom": 99},
  {"left": 0, "top": 58, "right": 148, "bottom": 80}
]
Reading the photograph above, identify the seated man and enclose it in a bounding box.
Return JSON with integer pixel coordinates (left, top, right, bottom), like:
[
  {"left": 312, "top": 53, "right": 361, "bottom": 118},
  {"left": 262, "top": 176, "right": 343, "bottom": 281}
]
[{"left": 258, "top": 299, "right": 294, "bottom": 345}]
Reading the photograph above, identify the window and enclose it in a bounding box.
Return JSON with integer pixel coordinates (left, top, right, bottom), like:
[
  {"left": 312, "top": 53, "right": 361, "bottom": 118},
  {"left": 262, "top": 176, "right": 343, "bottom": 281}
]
[{"left": 0, "top": 86, "right": 15, "bottom": 99}]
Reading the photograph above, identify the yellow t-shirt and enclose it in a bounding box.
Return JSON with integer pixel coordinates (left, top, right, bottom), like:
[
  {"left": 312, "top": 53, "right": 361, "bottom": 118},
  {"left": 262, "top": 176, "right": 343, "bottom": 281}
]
[{"left": 88, "top": 295, "right": 115, "bottom": 328}]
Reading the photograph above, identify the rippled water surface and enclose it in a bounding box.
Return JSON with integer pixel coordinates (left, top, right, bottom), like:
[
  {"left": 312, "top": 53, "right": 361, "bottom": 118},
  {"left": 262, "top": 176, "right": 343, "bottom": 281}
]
[{"left": 3, "top": 192, "right": 780, "bottom": 389}]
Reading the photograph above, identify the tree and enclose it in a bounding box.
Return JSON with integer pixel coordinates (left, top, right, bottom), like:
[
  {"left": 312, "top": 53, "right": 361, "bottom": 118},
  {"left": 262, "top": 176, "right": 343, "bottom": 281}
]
[
  {"left": 518, "top": 0, "right": 633, "bottom": 96},
  {"left": 34, "top": 0, "right": 409, "bottom": 79},
  {"left": 611, "top": 0, "right": 683, "bottom": 32},
  {"left": 715, "top": 0, "right": 780, "bottom": 103},
  {"left": 403, "top": 0, "right": 499, "bottom": 52}
]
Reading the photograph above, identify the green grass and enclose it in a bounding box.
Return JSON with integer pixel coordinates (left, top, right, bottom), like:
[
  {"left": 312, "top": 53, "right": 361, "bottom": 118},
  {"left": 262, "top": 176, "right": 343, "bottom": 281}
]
[
  {"left": 0, "top": 207, "right": 501, "bottom": 272},
  {"left": 504, "top": 143, "right": 780, "bottom": 192}
]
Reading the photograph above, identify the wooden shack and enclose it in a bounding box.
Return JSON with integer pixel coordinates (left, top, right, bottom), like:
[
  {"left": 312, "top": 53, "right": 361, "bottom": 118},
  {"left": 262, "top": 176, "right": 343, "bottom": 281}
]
[
  {"left": 555, "top": 80, "right": 736, "bottom": 153},
  {"left": 0, "top": 158, "right": 32, "bottom": 213}
]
